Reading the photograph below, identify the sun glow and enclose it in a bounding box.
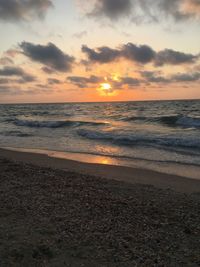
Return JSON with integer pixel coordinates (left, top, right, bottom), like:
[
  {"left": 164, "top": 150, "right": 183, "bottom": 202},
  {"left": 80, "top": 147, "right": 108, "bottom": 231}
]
[
  {"left": 97, "top": 81, "right": 119, "bottom": 97},
  {"left": 112, "top": 73, "right": 120, "bottom": 81},
  {"left": 98, "top": 82, "right": 115, "bottom": 96},
  {"left": 101, "top": 83, "right": 111, "bottom": 91}
]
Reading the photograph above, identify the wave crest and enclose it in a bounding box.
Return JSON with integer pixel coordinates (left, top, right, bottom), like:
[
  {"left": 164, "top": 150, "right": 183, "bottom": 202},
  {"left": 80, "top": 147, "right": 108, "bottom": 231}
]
[
  {"left": 14, "top": 119, "right": 107, "bottom": 128},
  {"left": 124, "top": 115, "right": 200, "bottom": 128},
  {"left": 77, "top": 129, "right": 200, "bottom": 149}
]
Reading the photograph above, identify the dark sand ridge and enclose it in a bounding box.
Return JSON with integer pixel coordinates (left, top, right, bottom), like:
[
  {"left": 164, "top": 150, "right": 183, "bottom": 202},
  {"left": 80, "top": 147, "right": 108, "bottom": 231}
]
[
  {"left": 0, "top": 148, "right": 200, "bottom": 266},
  {"left": 0, "top": 148, "right": 200, "bottom": 193}
]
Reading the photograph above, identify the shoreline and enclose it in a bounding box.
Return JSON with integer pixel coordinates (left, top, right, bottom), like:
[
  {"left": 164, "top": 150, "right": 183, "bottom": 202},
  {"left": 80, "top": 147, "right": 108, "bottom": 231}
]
[
  {"left": 0, "top": 147, "right": 200, "bottom": 193},
  {"left": 3, "top": 146, "right": 200, "bottom": 181},
  {"left": 0, "top": 150, "right": 200, "bottom": 266}
]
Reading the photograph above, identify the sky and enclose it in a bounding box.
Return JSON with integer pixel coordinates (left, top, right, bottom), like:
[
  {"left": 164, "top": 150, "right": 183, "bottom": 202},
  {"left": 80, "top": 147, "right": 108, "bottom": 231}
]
[{"left": 0, "top": 0, "right": 200, "bottom": 103}]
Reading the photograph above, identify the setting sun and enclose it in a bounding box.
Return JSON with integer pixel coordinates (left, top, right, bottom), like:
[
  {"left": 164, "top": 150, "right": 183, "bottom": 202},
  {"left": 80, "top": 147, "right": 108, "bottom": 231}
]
[
  {"left": 98, "top": 82, "right": 115, "bottom": 96},
  {"left": 101, "top": 83, "right": 112, "bottom": 91}
]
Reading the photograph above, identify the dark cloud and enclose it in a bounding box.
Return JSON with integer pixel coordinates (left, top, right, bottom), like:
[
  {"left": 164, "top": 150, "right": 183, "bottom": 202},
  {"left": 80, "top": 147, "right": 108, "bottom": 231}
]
[
  {"left": 48, "top": 78, "right": 62, "bottom": 85},
  {"left": 120, "top": 77, "right": 140, "bottom": 86},
  {"left": 0, "top": 85, "right": 50, "bottom": 95},
  {"left": 82, "top": 45, "right": 120, "bottom": 64},
  {"left": 0, "top": 66, "right": 36, "bottom": 83},
  {"left": 67, "top": 75, "right": 103, "bottom": 88},
  {"left": 0, "top": 0, "right": 53, "bottom": 22},
  {"left": 41, "top": 66, "right": 55, "bottom": 74},
  {"left": 121, "top": 43, "right": 155, "bottom": 64},
  {"left": 86, "top": 0, "right": 200, "bottom": 22},
  {"left": 140, "top": 70, "right": 200, "bottom": 84},
  {"left": 111, "top": 76, "right": 140, "bottom": 89},
  {"left": 171, "top": 72, "right": 200, "bottom": 82},
  {"left": 155, "top": 49, "right": 198, "bottom": 66},
  {"left": 0, "top": 66, "right": 25, "bottom": 76},
  {"left": 82, "top": 43, "right": 199, "bottom": 66},
  {"left": 49, "top": 70, "right": 200, "bottom": 92},
  {"left": 140, "top": 71, "right": 170, "bottom": 83},
  {"left": 89, "top": 0, "right": 132, "bottom": 20},
  {"left": 20, "top": 42, "right": 75, "bottom": 72},
  {"left": 17, "top": 74, "right": 37, "bottom": 83},
  {"left": 67, "top": 74, "right": 140, "bottom": 90}
]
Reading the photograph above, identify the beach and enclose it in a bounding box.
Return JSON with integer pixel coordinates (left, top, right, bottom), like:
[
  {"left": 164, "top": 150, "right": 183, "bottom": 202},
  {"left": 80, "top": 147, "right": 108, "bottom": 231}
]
[
  {"left": 0, "top": 148, "right": 200, "bottom": 266},
  {"left": 1, "top": 0, "right": 200, "bottom": 265}
]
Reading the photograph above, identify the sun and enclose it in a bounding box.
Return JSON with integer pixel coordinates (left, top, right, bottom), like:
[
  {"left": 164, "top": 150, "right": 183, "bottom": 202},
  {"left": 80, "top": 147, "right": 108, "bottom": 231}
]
[
  {"left": 97, "top": 81, "right": 117, "bottom": 96},
  {"left": 100, "top": 83, "right": 111, "bottom": 91}
]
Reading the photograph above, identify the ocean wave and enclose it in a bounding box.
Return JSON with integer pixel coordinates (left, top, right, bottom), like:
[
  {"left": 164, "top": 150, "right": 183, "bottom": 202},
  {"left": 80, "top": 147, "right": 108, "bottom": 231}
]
[
  {"left": 77, "top": 129, "right": 200, "bottom": 149},
  {"left": 124, "top": 115, "right": 200, "bottom": 128},
  {"left": 0, "top": 131, "right": 33, "bottom": 137},
  {"left": 14, "top": 119, "right": 108, "bottom": 128},
  {"left": 27, "top": 111, "right": 72, "bottom": 117},
  {"left": 176, "top": 116, "right": 200, "bottom": 128}
]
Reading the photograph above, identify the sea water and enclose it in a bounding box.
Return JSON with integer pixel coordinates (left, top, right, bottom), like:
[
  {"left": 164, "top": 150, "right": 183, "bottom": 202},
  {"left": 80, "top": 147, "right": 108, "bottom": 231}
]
[{"left": 0, "top": 100, "right": 200, "bottom": 179}]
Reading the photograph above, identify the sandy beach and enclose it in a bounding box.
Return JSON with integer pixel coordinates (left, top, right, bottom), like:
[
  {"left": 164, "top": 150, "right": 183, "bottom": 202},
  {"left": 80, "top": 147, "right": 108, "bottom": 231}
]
[
  {"left": 0, "top": 148, "right": 200, "bottom": 266},
  {"left": 1, "top": 0, "right": 200, "bottom": 264}
]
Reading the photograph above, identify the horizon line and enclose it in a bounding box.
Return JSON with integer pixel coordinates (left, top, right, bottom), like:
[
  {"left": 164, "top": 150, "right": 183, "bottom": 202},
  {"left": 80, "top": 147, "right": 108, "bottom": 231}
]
[{"left": 0, "top": 97, "right": 200, "bottom": 105}]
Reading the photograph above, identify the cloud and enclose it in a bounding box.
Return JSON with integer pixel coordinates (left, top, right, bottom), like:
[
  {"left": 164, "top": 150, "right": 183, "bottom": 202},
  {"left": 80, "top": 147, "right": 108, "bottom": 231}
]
[
  {"left": 122, "top": 71, "right": 200, "bottom": 86},
  {"left": 17, "top": 74, "right": 37, "bottom": 83},
  {"left": 48, "top": 78, "right": 62, "bottom": 85},
  {"left": 20, "top": 42, "right": 75, "bottom": 72},
  {"left": 0, "top": 66, "right": 25, "bottom": 76},
  {"left": 89, "top": 0, "right": 132, "bottom": 20},
  {"left": 0, "top": 85, "right": 21, "bottom": 95},
  {"left": 0, "top": 85, "right": 50, "bottom": 95},
  {"left": 121, "top": 77, "right": 140, "bottom": 86},
  {"left": 121, "top": 43, "right": 155, "bottom": 64},
  {"left": 4, "top": 48, "right": 19, "bottom": 58},
  {"left": 0, "top": 78, "right": 10, "bottom": 84},
  {"left": 67, "top": 68, "right": 200, "bottom": 92},
  {"left": 155, "top": 49, "right": 197, "bottom": 66},
  {"left": 0, "top": 0, "right": 53, "bottom": 22},
  {"left": 84, "top": 0, "right": 200, "bottom": 22},
  {"left": 171, "top": 71, "right": 200, "bottom": 82},
  {"left": 67, "top": 74, "right": 141, "bottom": 90},
  {"left": 82, "top": 45, "right": 120, "bottom": 63},
  {"left": 140, "top": 71, "right": 170, "bottom": 83},
  {"left": 112, "top": 76, "right": 140, "bottom": 88},
  {"left": 177, "top": 0, "right": 200, "bottom": 18},
  {"left": 82, "top": 43, "right": 199, "bottom": 66},
  {"left": 0, "top": 66, "right": 36, "bottom": 83},
  {"left": 140, "top": 70, "right": 200, "bottom": 83},
  {"left": 41, "top": 66, "right": 55, "bottom": 74},
  {"left": 73, "top": 31, "right": 87, "bottom": 39},
  {"left": 67, "top": 75, "right": 103, "bottom": 88},
  {"left": 0, "top": 57, "right": 14, "bottom": 65}
]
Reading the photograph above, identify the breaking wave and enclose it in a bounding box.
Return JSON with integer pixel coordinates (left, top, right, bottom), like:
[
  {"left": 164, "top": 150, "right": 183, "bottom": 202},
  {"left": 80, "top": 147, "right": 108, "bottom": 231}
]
[
  {"left": 14, "top": 119, "right": 107, "bottom": 128},
  {"left": 77, "top": 129, "right": 200, "bottom": 149},
  {"left": 124, "top": 115, "right": 200, "bottom": 128},
  {"left": 0, "top": 130, "right": 33, "bottom": 137}
]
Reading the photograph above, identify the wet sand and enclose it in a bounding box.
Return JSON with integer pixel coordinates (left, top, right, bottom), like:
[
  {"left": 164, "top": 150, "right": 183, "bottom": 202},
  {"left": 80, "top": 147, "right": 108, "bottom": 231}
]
[
  {"left": 0, "top": 148, "right": 200, "bottom": 266},
  {"left": 0, "top": 148, "right": 200, "bottom": 193}
]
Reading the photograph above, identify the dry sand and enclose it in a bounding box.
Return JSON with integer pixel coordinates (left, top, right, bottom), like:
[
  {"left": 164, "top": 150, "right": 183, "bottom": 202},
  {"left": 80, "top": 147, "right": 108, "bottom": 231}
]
[{"left": 0, "top": 148, "right": 200, "bottom": 266}]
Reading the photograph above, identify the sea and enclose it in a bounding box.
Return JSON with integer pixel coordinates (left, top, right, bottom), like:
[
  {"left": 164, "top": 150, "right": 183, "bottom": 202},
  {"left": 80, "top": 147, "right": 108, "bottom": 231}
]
[{"left": 0, "top": 100, "right": 200, "bottom": 179}]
